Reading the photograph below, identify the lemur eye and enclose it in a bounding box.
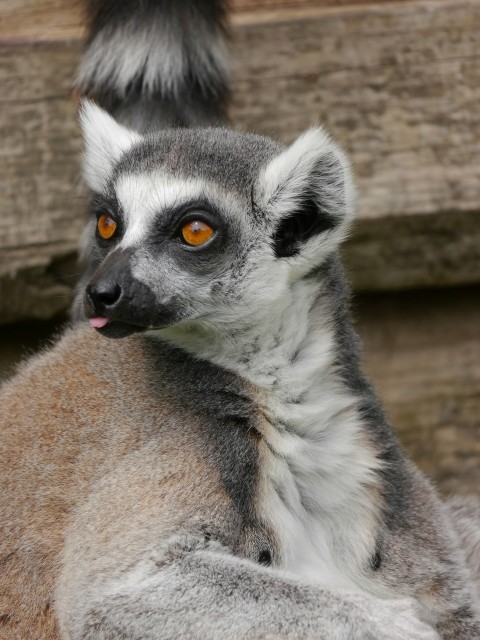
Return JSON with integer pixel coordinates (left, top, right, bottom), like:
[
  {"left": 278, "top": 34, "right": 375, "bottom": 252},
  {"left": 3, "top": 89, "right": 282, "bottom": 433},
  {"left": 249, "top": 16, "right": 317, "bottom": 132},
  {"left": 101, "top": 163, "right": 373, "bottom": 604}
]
[
  {"left": 97, "top": 214, "right": 117, "bottom": 240},
  {"left": 181, "top": 220, "right": 214, "bottom": 246}
]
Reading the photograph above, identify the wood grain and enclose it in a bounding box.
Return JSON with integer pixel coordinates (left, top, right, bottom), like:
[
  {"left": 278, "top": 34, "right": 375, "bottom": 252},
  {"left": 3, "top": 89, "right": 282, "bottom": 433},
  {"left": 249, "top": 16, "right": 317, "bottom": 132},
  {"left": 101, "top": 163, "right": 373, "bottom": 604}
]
[
  {"left": 1, "top": 0, "right": 480, "bottom": 321},
  {"left": 1, "top": 1, "right": 439, "bottom": 41}
]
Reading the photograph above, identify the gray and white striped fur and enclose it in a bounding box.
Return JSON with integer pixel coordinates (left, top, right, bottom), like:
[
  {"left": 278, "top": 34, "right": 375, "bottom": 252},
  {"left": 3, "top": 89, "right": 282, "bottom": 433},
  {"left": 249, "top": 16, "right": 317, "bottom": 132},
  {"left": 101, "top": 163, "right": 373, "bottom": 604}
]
[{"left": 76, "top": 0, "right": 229, "bottom": 130}]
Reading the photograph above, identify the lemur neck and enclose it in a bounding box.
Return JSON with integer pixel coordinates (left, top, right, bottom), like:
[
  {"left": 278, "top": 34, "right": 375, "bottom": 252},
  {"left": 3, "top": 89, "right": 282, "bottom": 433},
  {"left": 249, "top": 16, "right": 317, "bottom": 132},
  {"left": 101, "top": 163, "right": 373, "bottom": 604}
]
[
  {"left": 157, "top": 265, "right": 370, "bottom": 426},
  {"left": 160, "top": 274, "right": 330, "bottom": 397}
]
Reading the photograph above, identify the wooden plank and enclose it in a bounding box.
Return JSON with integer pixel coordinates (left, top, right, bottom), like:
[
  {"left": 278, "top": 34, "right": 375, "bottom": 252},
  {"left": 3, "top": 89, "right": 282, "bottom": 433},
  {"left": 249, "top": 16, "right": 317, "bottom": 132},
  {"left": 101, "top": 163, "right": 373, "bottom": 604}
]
[
  {"left": 233, "top": 0, "right": 418, "bottom": 13},
  {"left": 0, "top": 38, "right": 83, "bottom": 321},
  {"left": 343, "top": 210, "right": 480, "bottom": 291},
  {"left": 1, "top": 0, "right": 480, "bottom": 322},
  {"left": 1, "top": 0, "right": 84, "bottom": 42},
  {"left": 0, "top": 0, "right": 448, "bottom": 41}
]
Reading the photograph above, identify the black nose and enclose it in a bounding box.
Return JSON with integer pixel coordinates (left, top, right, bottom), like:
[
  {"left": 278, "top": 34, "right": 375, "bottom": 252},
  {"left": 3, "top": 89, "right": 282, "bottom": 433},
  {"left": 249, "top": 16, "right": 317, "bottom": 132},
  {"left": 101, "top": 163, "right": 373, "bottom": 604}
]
[{"left": 86, "top": 281, "right": 122, "bottom": 314}]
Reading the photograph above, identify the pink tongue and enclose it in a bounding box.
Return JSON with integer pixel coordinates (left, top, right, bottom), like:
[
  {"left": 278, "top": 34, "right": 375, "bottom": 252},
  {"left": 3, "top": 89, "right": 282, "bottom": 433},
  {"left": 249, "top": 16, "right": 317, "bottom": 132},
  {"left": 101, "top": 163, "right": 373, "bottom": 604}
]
[{"left": 89, "top": 317, "right": 109, "bottom": 329}]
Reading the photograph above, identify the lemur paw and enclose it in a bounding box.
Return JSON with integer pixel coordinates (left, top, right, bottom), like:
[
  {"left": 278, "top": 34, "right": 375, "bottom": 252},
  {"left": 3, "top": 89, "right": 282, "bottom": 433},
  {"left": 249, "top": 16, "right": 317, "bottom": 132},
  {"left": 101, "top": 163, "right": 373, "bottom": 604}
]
[{"left": 155, "top": 529, "right": 228, "bottom": 567}]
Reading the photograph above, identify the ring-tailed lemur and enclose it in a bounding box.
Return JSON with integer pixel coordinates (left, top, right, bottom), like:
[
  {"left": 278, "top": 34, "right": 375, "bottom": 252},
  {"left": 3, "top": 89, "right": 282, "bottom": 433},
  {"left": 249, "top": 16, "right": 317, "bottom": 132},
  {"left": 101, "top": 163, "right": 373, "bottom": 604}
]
[{"left": 1, "top": 1, "right": 479, "bottom": 639}]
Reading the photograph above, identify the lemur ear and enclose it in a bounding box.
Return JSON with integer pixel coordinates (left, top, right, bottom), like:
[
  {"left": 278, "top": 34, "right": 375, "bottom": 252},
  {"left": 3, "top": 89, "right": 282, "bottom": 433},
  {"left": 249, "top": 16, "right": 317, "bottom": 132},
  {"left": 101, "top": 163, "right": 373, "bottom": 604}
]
[
  {"left": 257, "top": 128, "right": 354, "bottom": 263},
  {"left": 79, "top": 100, "right": 141, "bottom": 192}
]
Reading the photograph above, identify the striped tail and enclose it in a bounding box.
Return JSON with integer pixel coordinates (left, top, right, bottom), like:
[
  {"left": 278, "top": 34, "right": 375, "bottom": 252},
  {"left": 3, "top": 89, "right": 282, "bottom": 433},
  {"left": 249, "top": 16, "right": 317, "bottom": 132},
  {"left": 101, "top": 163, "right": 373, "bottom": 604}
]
[{"left": 75, "top": 0, "right": 230, "bottom": 131}]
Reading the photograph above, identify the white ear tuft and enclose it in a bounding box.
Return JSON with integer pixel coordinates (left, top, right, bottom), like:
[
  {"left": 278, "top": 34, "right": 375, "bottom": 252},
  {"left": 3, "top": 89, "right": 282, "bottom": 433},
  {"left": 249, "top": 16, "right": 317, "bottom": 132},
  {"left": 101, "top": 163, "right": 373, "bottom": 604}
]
[
  {"left": 79, "top": 100, "right": 141, "bottom": 192},
  {"left": 257, "top": 128, "right": 355, "bottom": 265}
]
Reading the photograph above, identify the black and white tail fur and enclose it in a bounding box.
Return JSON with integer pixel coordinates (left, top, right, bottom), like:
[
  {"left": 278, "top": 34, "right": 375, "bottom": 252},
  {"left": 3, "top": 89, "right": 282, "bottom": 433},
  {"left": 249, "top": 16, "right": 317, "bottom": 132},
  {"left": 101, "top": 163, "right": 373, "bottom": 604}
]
[
  {"left": 76, "top": 0, "right": 229, "bottom": 130},
  {"left": 69, "top": 1, "right": 480, "bottom": 638}
]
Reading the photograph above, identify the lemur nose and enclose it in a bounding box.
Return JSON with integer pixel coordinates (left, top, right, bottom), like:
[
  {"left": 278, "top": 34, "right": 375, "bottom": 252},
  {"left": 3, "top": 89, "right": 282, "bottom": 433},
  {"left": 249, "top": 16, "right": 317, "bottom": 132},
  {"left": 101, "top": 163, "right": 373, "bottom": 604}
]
[{"left": 86, "top": 281, "right": 122, "bottom": 313}]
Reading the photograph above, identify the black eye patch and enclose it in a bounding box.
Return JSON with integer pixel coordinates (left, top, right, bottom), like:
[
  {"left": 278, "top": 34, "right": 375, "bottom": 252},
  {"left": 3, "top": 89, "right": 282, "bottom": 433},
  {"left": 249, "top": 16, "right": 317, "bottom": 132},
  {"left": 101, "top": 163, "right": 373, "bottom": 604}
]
[{"left": 273, "top": 194, "right": 337, "bottom": 258}]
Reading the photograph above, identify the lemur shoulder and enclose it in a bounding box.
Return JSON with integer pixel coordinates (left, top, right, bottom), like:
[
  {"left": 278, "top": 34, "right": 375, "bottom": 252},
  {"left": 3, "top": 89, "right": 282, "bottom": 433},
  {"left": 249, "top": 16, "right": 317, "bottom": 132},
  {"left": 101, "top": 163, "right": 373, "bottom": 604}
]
[{"left": 0, "top": 1, "right": 479, "bottom": 639}]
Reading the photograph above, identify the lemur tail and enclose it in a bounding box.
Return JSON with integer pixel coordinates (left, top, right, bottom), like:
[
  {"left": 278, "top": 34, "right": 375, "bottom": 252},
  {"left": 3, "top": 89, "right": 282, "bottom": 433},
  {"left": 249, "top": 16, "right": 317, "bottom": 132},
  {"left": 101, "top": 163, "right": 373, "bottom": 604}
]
[{"left": 75, "top": 0, "right": 230, "bottom": 131}]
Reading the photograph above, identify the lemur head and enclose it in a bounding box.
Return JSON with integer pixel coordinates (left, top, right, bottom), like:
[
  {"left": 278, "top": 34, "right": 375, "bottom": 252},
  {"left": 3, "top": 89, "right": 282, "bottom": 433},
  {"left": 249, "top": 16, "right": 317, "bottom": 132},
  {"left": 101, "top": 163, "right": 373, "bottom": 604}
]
[{"left": 79, "top": 101, "right": 354, "bottom": 339}]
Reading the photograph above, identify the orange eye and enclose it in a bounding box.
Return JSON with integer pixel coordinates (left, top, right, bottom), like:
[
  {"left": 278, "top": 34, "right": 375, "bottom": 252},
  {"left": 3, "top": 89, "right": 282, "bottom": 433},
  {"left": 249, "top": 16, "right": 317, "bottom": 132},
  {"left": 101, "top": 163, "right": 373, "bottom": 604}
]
[
  {"left": 181, "top": 220, "right": 214, "bottom": 246},
  {"left": 97, "top": 214, "right": 117, "bottom": 240}
]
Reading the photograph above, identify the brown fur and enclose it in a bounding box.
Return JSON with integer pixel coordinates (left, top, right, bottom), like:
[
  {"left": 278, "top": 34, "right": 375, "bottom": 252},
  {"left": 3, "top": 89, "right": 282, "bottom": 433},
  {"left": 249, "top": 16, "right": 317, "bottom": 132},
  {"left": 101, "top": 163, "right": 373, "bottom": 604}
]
[{"left": 0, "top": 326, "right": 253, "bottom": 639}]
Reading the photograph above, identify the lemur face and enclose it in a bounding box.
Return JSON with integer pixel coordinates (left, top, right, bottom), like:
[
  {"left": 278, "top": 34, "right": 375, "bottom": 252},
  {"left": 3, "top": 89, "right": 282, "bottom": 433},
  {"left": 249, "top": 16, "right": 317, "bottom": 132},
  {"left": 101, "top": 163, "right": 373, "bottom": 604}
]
[{"left": 80, "top": 102, "right": 354, "bottom": 338}]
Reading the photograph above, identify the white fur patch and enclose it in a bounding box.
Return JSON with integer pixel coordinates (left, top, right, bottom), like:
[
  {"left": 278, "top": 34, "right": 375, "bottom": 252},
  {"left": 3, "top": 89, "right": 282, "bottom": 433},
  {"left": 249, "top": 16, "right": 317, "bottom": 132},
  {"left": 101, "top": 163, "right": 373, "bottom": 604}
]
[
  {"left": 114, "top": 173, "right": 242, "bottom": 249},
  {"left": 115, "top": 174, "right": 207, "bottom": 247},
  {"left": 76, "top": 21, "right": 228, "bottom": 98},
  {"left": 80, "top": 101, "right": 141, "bottom": 192}
]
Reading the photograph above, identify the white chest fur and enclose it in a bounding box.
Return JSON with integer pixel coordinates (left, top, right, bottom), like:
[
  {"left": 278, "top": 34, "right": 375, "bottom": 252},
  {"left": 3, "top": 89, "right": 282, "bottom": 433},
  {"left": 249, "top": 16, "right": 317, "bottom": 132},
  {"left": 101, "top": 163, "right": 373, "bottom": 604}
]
[{"left": 255, "top": 332, "right": 381, "bottom": 590}]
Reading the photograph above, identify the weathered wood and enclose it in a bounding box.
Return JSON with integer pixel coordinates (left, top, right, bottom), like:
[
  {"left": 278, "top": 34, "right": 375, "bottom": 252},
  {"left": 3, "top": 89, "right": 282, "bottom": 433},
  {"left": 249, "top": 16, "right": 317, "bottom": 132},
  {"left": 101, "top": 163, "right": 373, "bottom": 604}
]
[
  {"left": 233, "top": 0, "right": 420, "bottom": 13},
  {"left": 343, "top": 210, "right": 480, "bottom": 291},
  {"left": 1, "top": 0, "right": 480, "bottom": 322},
  {"left": 0, "top": 38, "right": 83, "bottom": 321},
  {"left": 1, "top": 0, "right": 434, "bottom": 42},
  {"left": 0, "top": 245, "right": 76, "bottom": 323}
]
